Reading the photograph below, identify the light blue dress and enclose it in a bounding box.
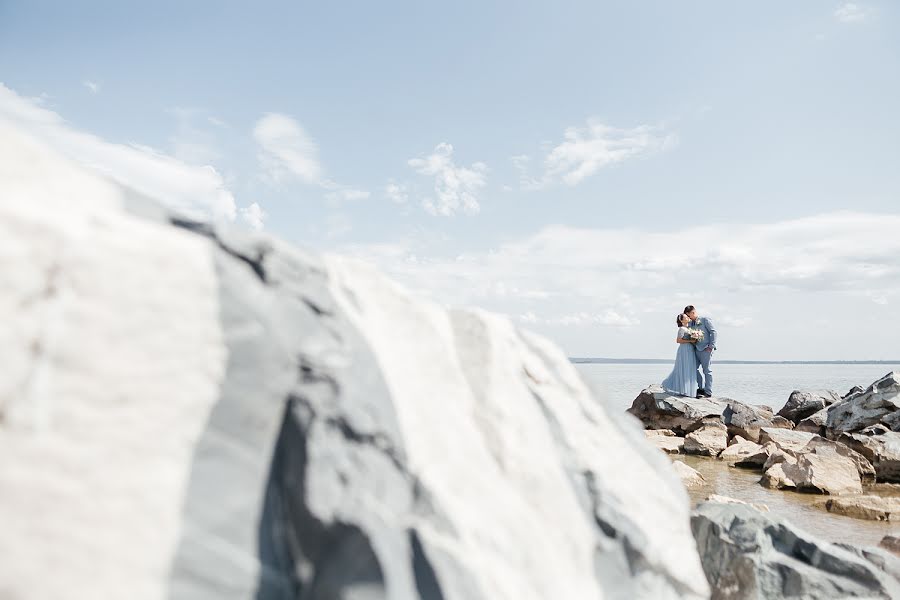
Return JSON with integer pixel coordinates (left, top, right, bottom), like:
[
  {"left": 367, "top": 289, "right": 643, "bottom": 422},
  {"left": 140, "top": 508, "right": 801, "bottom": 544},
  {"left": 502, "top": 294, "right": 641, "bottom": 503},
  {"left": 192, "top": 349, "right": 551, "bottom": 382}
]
[{"left": 662, "top": 326, "right": 699, "bottom": 397}]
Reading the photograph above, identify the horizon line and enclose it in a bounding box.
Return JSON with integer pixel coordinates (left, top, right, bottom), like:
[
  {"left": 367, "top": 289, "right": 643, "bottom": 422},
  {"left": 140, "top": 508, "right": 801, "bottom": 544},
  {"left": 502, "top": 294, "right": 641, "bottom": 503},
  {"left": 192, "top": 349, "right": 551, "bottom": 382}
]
[{"left": 569, "top": 358, "right": 900, "bottom": 365}]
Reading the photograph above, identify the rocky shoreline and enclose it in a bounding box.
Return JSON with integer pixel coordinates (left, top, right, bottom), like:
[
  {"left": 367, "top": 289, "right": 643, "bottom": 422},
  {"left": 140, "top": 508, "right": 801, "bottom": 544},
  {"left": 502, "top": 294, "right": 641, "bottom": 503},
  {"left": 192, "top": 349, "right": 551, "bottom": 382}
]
[{"left": 629, "top": 373, "right": 900, "bottom": 597}]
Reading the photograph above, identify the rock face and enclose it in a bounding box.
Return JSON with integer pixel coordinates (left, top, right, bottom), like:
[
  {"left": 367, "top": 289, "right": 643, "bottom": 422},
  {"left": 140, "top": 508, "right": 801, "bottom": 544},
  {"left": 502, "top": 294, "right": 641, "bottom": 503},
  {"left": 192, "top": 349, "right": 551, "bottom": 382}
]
[
  {"left": 757, "top": 428, "right": 817, "bottom": 454},
  {"left": 838, "top": 429, "right": 900, "bottom": 483},
  {"left": 0, "top": 126, "right": 710, "bottom": 599},
  {"left": 691, "top": 502, "right": 900, "bottom": 599},
  {"left": 684, "top": 422, "right": 729, "bottom": 457},
  {"left": 718, "top": 438, "right": 763, "bottom": 463},
  {"left": 628, "top": 386, "right": 727, "bottom": 435},
  {"left": 826, "top": 372, "right": 900, "bottom": 434},
  {"left": 776, "top": 389, "right": 841, "bottom": 424},
  {"left": 760, "top": 443, "right": 863, "bottom": 495},
  {"left": 823, "top": 496, "right": 900, "bottom": 521},
  {"left": 722, "top": 400, "right": 791, "bottom": 443}
]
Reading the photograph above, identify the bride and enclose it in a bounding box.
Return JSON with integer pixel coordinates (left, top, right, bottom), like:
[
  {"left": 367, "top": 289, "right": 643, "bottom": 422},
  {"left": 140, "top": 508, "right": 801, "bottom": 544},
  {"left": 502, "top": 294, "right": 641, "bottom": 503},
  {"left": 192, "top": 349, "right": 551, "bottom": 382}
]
[{"left": 662, "top": 313, "right": 700, "bottom": 397}]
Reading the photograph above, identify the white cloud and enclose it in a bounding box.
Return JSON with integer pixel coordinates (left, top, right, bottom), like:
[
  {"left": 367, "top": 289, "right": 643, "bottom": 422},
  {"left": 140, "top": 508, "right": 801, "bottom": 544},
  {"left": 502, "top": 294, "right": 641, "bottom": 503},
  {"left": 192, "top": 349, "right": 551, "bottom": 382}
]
[
  {"left": 535, "top": 311, "right": 640, "bottom": 327},
  {"left": 325, "top": 187, "right": 371, "bottom": 202},
  {"left": 82, "top": 80, "right": 100, "bottom": 94},
  {"left": 240, "top": 202, "right": 267, "bottom": 230},
  {"left": 408, "top": 143, "right": 488, "bottom": 216},
  {"left": 0, "top": 83, "right": 237, "bottom": 221},
  {"left": 834, "top": 2, "right": 869, "bottom": 22},
  {"left": 253, "top": 112, "right": 323, "bottom": 185},
  {"left": 513, "top": 120, "right": 674, "bottom": 189},
  {"left": 385, "top": 180, "right": 409, "bottom": 203}
]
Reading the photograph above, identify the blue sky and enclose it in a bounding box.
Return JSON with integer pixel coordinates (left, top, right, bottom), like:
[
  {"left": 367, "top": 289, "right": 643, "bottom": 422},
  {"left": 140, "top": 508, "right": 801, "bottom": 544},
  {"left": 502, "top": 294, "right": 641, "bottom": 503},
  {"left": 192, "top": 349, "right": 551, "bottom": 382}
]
[{"left": 2, "top": 1, "right": 899, "bottom": 360}]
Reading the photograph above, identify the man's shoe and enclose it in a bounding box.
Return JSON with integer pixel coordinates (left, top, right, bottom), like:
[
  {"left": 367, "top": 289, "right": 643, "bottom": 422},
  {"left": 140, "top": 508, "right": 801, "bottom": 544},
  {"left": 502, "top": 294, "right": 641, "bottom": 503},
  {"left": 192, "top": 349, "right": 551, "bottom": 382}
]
[
  {"left": 696, "top": 392, "right": 705, "bottom": 399},
  {"left": 701, "top": 390, "right": 713, "bottom": 398}
]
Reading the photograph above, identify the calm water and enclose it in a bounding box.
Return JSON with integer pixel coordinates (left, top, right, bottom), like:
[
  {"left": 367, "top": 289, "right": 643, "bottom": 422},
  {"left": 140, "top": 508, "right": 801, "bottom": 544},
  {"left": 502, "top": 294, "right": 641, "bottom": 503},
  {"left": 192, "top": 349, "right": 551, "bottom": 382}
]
[
  {"left": 575, "top": 362, "right": 900, "bottom": 545},
  {"left": 575, "top": 363, "right": 900, "bottom": 412}
]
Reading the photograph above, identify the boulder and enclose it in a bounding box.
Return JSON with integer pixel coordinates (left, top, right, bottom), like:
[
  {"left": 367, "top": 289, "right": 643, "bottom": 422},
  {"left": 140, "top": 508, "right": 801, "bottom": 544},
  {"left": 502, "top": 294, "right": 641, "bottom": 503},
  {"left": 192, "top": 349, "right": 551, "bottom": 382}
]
[
  {"left": 776, "top": 389, "right": 841, "bottom": 424},
  {"left": 734, "top": 442, "right": 778, "bottom": 469},
  {"left": 718, "top": 438, "right": 763, "bottom": 463},
  {"left": 691, "top": 502, "right": 900, "bottom": 599},
  {"left": 684, "top": 422, "right": 729, "bottom": 457},
  {"left": 760, "top": 448, "right": 862, "bottom": 495},
  {"left": 823, "top": 496, "right": 900, "bottom": 521},
  {"left": 795, "top": 406, "right": 828, "bottom": 435},
  {"left": 673, "top": 460, "right": 706, "bottom": 488},
  {"left": 804, "top": 436, "right": 876, "bottom": 482},
  {"left": 628, "top": 386, "right": 727, "bottom": 434},
  {"left": 757, "top": 427, "right": 817, "bottom": 454},
  {"left": 844, "top": 385, "right": 865, "bottom": 400},
  {"left": 644, "top": 429, "right": 684, "bottom": 454},
  {"left": 838, "top": 429, "right": 900, "bottom": 483},
  {"left": 826, "top": 371, "right": 900, "bottom": 434},
  {"left": 0, "top": 126, "right": 711, "bottom": 600},
  {"left": 722, "top": 400, "right": 790, "bottom": 443}
]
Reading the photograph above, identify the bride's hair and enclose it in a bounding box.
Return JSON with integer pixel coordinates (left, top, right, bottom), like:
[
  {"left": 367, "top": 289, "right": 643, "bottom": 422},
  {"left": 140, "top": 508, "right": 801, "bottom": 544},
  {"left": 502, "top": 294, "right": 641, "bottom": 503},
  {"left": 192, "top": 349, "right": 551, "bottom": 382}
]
[{"left": 676, "top": 313, "right": 687, "bottom": 326}]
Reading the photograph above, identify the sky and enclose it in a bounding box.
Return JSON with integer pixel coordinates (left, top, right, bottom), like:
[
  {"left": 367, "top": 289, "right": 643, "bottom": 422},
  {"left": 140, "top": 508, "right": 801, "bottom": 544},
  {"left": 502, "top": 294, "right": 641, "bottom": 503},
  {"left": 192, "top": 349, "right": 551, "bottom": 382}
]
[{"left": 1, "top": 1, "right": 899, "bottom": 360}]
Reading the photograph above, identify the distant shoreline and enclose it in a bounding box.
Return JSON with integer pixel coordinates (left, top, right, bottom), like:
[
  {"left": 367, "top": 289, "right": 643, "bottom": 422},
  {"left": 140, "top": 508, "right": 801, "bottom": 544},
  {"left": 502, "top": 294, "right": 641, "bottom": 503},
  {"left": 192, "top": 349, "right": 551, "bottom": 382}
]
[{"left": 570, "top": 358, "right": 900, "bottom": 365}]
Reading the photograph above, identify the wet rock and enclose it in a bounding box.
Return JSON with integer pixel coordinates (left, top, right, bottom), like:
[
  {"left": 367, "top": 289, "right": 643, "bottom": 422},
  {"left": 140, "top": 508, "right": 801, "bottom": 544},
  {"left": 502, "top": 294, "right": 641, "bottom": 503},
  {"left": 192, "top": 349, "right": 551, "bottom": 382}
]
[
  {"left": 684, "top": 422, "right": 729, "bottom": 457},
  {"left": 692, "top": 502, "right": 900, "bottom": 599},
  {"left": 628, "top": 386, "right": 727, "bottom": 435},
  {"left": 826, "top": 371, "right": 900, "bottom": 434},
  {"left": 704, "top": 494, "right": 769, "bottom": 512},
  {"left": 804, "top": 436, "right": 876, "bottom": 482},
  {"left": 776, "top": 389, "right": 841, "bottom": 424},
  {"left": 823, "top": 496, "right": 900, "bottom": 521},
  {"left": 760, "top": 448, "right": 862, "bottom": 495},
  {"left": 734, "top": 442, "right": 778, "bottom": 469},
  {"left": 673, "top": 460, "right": 705, "bottom": 488}
]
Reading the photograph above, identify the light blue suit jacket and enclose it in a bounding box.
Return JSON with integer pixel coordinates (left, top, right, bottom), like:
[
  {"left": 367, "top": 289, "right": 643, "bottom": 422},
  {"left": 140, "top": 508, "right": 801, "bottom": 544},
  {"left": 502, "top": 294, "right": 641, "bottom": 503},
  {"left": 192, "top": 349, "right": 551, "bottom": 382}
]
[{"left": 692, "top": 316, "right": 717, "bottom": 353}]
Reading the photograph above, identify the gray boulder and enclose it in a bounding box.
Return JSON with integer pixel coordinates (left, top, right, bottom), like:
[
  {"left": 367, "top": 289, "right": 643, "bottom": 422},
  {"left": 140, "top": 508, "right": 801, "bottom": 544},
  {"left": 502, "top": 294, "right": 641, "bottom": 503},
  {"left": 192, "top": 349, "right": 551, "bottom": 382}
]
[
  {"left": 0, "top": 125, "right": 711, "bottom": 600},
  {"left": 628, "top": 386, "right": 727, "bottom": 435},
  {"left": 684, "top": 422, "right": 729, "bottom": 457},
  {"left": 691, "top": 502, "right": 900, "bottom": 599},
  {"left": 795, "top": 407, "right": 829, "bottom": 435},
  {"left": 776, "top": 389, "right": 841, "bottom": 424},
  {"left": 838, "top": 428, "right": 900, "bottom": 482},
  {"left": 826, "top": 372, "right": 900, "bottom": 434},
  {"left": 723, "top": 400, "right": 791, "bottom": 443}
]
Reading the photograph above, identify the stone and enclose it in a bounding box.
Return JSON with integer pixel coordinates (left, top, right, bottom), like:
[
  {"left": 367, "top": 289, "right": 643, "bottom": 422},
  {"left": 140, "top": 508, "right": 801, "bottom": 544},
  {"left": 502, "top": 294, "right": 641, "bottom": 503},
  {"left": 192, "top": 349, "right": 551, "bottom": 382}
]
[
  {"left": 844, "top": 385, "right": 865, "bottom": 400},
  {"left": 0, "top": 124, "right": 711, "bottom": 599},
  {"left": 879, "top": 536, "right": 900, "bottom": 557},
  {"left": 762, "top": 449, "right": 863, "bottom": 495},
  {"left": 823, "top": 496, "right": 900, "bottom": 521},
  {"left": 838, "top": 429, "right": 900, "bottom": 483},
  {"left": 776, "top": 389, "right": 842, "bottom": 424},
  {"left": 734, "top": 442, "right": 778, "bottom": 469},
  {"left": 803, "top": 436, "right": 876, "bottom": 482},
  {"left": 795, "top": 406, "right": 828, "bottom": 435},
  {"left": 692, "top": 502, "right": 900, "bottom": 599},
  {"left": 718, "top": 438, "right": 763, "bottom": 463},
  {"left": 672, "top": 460, "right": 705, "bottom": 488},
  {"left": 757, "top": 427, "right": 817, "bottom": 454},
  {"left": 644, "top": 429, "right": 684, "bottom": 454},
  {"left": 627, "top": 386, "right": 727, "bottom": 435},
  {"left": 684, "top": 422, "right": 729, "bottom": 457},
  {"left": 826, "top": 371, "right": 900, "bottom": 434},
  {"left": 722, "top": 400, "right": 783, "bottom": 443}
]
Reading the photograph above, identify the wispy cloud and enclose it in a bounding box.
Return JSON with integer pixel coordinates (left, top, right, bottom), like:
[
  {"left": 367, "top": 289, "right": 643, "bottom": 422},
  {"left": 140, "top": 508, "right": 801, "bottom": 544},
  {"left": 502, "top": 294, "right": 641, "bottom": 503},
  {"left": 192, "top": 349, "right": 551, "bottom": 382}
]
[
  {"left": 0, "top": 83, "right": 238, "bottom": 221},
  {"left": 385, "top": 180, "right": 409, "bottom": 204},
  {"left": 239, "top": 202, "right": 267, "bottom": 230},
  {"left": 834, "top": 2, "right": 869, "bottom": 23},
  {"left": 253, "top": 112, "right": 323, "bottom": 185},
  {"left": 408, "top": 142, "right": 488, "bottom": 216},
  {"left": 514, "top": 120, "right": 675, "bottom": 189},
  {"left": 520, "top": 310, "right": 640, "bottom": 327},
  {"left": 82, "top": 80, "right": 100, "bottom": 94},
  {"left": 325, "top": 187, "right": 370, "bottom": 202}
]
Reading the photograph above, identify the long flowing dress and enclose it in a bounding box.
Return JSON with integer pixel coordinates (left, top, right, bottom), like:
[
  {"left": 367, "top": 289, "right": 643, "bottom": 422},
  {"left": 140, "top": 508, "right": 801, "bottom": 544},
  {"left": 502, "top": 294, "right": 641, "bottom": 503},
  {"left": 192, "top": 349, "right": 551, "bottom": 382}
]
[{"left": 662, "top": 326, "right": 699, "bottom": 397}]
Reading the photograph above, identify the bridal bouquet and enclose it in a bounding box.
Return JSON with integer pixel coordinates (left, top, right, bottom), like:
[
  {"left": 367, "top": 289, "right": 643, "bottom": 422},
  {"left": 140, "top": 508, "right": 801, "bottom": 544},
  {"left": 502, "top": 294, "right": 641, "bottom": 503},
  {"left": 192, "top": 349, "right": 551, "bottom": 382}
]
[{"left": 684, "top": 328, "right": 705, "bottom": 342}]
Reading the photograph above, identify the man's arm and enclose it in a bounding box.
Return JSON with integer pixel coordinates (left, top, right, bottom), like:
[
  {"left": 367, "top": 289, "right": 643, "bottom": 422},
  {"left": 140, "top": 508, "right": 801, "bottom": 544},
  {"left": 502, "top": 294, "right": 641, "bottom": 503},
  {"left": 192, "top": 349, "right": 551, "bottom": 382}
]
[{"left": 705, "top": 317, "right": 717, "bottom": 348}]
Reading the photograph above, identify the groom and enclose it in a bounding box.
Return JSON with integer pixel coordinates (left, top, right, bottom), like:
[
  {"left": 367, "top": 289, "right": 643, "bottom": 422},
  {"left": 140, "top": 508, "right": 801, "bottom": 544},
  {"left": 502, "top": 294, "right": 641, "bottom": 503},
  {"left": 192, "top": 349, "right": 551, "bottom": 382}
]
[{"left": 684, "top": 305, "right": 717, "bottom": 399}]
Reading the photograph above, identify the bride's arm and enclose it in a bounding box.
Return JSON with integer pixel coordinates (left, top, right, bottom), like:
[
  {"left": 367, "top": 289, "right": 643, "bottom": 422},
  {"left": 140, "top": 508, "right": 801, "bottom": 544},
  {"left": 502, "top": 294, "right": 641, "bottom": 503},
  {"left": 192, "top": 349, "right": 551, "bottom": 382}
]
[{"left": 675, "top": 327, "right": 696, "bottom": 343}]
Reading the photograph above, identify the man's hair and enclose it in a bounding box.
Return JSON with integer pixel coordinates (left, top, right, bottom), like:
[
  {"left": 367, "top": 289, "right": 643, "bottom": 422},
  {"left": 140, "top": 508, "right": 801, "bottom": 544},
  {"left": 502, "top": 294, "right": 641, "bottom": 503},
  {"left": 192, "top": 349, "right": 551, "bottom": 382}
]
[{"left": 683, "top": 305, "right": 695, "bottom": 314}]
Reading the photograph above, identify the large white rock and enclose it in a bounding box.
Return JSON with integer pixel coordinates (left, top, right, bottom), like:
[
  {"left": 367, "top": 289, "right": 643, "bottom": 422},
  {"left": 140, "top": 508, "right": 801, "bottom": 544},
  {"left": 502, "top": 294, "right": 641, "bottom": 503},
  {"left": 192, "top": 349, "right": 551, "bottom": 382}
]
[{"left": 0, "top": 124, "right": 709, "bottom": 599}]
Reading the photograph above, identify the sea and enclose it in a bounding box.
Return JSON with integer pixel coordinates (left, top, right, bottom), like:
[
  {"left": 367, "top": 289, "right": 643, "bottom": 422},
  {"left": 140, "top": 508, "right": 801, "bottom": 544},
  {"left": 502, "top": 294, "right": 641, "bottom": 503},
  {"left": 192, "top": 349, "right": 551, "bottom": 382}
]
[{"left": 573, "top": 361, "right": 900, "bottom": 546}]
